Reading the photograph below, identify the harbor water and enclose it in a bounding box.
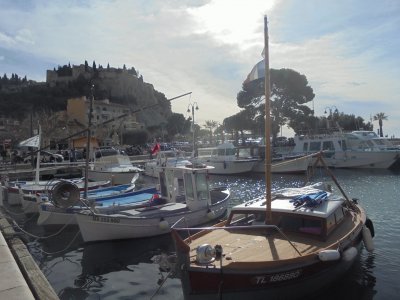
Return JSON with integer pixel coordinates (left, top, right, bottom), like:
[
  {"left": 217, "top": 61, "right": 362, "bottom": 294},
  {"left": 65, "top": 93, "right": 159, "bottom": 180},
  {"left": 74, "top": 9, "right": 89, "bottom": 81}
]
[{"left": 5, "top": 169, "right": 400, "bottom": 299}]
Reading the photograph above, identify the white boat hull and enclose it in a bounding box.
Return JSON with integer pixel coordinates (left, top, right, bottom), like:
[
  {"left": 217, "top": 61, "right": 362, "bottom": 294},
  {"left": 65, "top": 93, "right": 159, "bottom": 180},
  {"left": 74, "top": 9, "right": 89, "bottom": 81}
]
[
  {"left": 76, "top": 199, "right": 228, "bottom": 242},
  {"left": 37, "top": 206, "right": 78, "bottom": 225},
  {"left": 317, "top": 151, "right": 397, "bottom": 169},
  {"left": 87, "top": 170, "right": 137, "bottom": 185},
  {"left": 21, "top": 194, "right": 41, "bottom": 214},
  {"left": 253, "top": 157, "right": 311, "bottom": 173},
  {"left": 204, "top": 160, "right": 256, "bottom": 175}
]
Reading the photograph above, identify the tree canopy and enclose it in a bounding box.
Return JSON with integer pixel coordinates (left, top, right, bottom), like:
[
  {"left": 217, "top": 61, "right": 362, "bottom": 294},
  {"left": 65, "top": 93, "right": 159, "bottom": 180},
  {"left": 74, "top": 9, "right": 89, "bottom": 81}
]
[
  {"left": 373, "top": 112, "right": 388, "bottom": 137},
  {"left": 236, "top": 68, "right": 315, "bottom": 139}
]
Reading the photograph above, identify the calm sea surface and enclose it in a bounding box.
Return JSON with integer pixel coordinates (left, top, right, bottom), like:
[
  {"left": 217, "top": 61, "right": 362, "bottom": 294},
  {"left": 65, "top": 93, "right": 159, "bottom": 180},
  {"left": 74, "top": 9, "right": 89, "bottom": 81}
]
[{"left": 10, "top": 169, "right": 400, "bottom": 299}]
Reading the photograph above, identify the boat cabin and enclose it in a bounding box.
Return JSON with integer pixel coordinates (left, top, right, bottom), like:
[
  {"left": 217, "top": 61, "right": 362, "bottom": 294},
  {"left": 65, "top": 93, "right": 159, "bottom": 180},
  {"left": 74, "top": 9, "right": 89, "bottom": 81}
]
[
  {"left": 344, "top": 131, "right": 400, "bottom": 151},
  {"left": 292, "top": 135, "right": 348, "bottom": 158},
  {"left": 226, "top": 195, "right": 347, "bottom": 241},
  {"left": 196, "top": 143, "right": 238, "bottom": 161},
  {"left": 158, "top": 165, "right": 214, "bottom": 210}
]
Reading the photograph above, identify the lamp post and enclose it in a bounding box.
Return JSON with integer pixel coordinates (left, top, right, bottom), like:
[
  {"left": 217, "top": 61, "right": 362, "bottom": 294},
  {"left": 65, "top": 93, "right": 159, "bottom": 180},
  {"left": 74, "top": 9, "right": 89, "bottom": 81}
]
[
  {"left": 324, "top": 105, "right": 338, "bottom": 129},
  {"left": 187, "top": 102, "right": 199, "bottom": 153}
]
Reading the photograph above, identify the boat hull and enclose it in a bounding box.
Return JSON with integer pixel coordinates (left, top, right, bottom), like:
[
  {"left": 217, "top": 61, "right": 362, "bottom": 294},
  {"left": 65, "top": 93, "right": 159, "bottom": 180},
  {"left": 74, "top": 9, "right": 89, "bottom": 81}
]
[
  {"left": 253, "top": 156, "right": 311, "bottom": 173},
  {"left": 87, "top": 170, "right": 138, "bottom": 185},
  {"left": 76, "top": 193, "right": 229, "bottom": 242},
  {"left": 180, "top": 243, "right": 362, "bottom": 300},
  {"left": 205, "top": 160, "right": 257, "bottom": 175},
  {"left": 37, "top": 187, "right": 157, "bottom": 226},
  {"left": 318, "top": 151, "right": 397, "bottom": 169}
]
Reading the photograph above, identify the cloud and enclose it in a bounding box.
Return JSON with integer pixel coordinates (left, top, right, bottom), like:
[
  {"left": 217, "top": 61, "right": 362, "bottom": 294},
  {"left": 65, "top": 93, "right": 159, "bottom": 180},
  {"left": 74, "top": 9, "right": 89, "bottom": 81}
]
[{"left": 0, "top": 0, "right": 399, "bottom": 136}]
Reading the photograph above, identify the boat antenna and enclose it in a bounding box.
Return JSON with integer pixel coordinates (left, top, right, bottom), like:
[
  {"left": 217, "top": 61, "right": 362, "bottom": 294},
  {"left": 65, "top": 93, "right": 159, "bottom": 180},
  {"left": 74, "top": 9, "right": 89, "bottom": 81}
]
[
  {"left": 83, "top": 84, "right": 94, "bottom": 199},
  {"left": 264, "top": 15, "right": 272, "bottom": 223}
]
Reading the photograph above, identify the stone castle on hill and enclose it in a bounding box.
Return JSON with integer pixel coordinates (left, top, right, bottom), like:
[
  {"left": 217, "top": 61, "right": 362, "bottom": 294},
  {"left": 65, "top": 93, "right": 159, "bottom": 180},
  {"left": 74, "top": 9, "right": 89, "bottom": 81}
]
[{"left": 46, "top": 63, "right": 172, "bottom": 127}]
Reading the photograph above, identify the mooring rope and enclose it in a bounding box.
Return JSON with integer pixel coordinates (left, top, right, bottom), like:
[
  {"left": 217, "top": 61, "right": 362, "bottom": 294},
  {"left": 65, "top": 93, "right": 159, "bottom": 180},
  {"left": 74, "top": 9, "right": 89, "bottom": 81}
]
[
  {"left": 31, "top": 229, "right": 82, "bottom": 256},
  {"left": 1, "top": 203, "right": 30, "bottom": 216},
  {"left": 11, "top": 214, "right": 76, "bottom": 240}
]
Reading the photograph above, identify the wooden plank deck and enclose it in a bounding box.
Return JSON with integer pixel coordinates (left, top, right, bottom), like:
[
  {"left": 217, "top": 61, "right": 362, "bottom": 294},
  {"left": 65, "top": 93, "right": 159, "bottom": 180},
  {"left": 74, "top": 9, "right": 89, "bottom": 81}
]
[{"left": 188, "top": 210, "right": 361, "bottom": 268}]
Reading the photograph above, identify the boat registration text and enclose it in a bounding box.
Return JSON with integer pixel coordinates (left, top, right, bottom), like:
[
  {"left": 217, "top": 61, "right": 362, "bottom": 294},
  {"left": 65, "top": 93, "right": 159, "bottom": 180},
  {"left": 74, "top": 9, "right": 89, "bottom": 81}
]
[{"left": 92, "top": 216, "right": 120, "bottom": 223}]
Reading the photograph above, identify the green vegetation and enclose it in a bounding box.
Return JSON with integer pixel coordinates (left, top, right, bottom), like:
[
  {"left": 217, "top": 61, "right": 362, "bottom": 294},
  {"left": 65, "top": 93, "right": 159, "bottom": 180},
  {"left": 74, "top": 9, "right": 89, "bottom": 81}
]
[{"left": 224, "top": 68, "right": 373, "bottom": 141}]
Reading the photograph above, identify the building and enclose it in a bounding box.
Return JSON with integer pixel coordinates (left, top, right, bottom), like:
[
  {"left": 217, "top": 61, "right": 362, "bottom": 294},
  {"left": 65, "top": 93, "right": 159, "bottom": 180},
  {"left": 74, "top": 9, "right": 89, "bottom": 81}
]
[{"left": 66, "top": 96, "right": 142, "bottom": 146}]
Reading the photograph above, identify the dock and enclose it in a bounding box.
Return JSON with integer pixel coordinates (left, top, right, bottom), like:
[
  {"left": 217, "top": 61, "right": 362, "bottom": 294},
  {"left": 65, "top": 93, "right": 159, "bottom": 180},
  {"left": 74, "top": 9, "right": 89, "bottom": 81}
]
[
  {"left": 0, "top": 163, "right": 83, "bottom": 181},
  {"left": 0, "top": 208, "right": 59, "bottom": 300}
]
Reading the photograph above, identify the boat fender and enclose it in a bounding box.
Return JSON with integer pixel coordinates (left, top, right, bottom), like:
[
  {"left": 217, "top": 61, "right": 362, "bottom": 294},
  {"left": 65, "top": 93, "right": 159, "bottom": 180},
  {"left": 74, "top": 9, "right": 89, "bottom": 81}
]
[
  {"left": 318, "top": 249, "right": 340, "bottom": 261},
  {"left": 342, "top": 247, "right": 358, "bottom": 262},
  {"left": 366, "top": 218, "right": 375, "bottom": 238},
  {"left": 206, "top": 209, "right": 215, "bottom": 219},
  {"left": 362, "top": 225, "right": 374, "bottom": 252},
  {"left": 159, "top": 218, "right": 170, "bottom": 230}
]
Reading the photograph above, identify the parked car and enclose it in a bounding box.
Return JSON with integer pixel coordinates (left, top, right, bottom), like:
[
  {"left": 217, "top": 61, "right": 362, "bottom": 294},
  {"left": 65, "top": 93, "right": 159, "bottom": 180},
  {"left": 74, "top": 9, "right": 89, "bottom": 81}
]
[{"left": 24, "top": 150, "right": 64, "bottom": 164}]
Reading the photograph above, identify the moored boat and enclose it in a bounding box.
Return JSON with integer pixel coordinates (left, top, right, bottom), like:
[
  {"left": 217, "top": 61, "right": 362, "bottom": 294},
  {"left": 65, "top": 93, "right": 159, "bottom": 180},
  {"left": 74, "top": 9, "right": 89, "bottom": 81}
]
[
  {"left": 75, "top": 164, "right": 230, "bottom": 242},
  {"left": 22, "top": 176, "right": 138, "bottom": 215},
  {"left": 169, "top": 16, "right": 375, "bottom": 300},
  {"left": 37, "top": 185, "right": 157, "bottom": 226},
  {"left": 171, "top": 178, "right": 374, "bottom": 299},
  {"left": 144, "top": 150, "right": 191, "bottom": 178},
  {"left": 88, "top": 148, "right": 143, "bottom": 185},
  {"left": 193, "top": 143, "right": 257, "bottom": 175}
]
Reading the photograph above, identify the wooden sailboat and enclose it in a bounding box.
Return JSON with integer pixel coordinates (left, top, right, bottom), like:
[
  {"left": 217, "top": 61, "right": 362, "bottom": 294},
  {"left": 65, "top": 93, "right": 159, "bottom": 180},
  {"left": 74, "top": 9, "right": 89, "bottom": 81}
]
[{"left": 170, "top": 16, "right": 375, "bottom": 300}]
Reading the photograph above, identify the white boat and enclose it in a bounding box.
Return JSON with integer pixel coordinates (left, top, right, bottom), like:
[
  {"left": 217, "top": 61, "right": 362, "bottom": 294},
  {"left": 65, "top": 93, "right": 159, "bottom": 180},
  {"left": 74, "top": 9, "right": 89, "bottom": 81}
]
[
  {"left": 193, "top": 143, "right": 257, "bottom": 175},
  {"left": 22, "top": 176, "right": 137, "bottom": 215},
  {"left": 75, "top": 164, "right": 230, "bottom": 242},
  {"left": 88, "top": 148, "right": 143, "bottom": 185},
  {"left": 169, "top": 17, "right": 374, "bottom": 300},
  {"left": 287, "top": 133, "right": 399, "bottom": 169},
  {"left": 144, "top": 150, "right": 191, "bottom": 178},
  {"left": 249, "top": 146, "right": 312, "bottom": 173},
  {"left": 344, "top": 130, "right": 400, "bottom": 152},
  {"left": 37, "top": 185, "right": 158, "bottom": 226},
  {"left": 6, "top": 178, "right": 110, "bottom": 206}
]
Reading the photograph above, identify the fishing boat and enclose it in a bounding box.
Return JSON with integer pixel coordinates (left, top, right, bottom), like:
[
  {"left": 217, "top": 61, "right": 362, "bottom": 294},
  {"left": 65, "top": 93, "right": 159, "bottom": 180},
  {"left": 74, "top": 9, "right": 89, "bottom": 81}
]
[
  {"left": 75, "top": 164, "right": 230, "bottom": 242},
  {"left": 6, "top": 178, "right": 110, "bottom": 206},
  {"left": 87, "top": 148, "right": 143, "bottom": 185},
  {"left": 144, "top": 149, "right": 191, "bottom": 178},
  {"left": 193, "top": 142, "right": 258, "bottom": 175},
  {"left": 21, "top": 174, "right": 138, "bottom": 215},
  {"left": 37, "top": 184, "right": 158, "bottom": 226},
  {"left": 169, "top": 16, "right": 375, "bottom": 300}
]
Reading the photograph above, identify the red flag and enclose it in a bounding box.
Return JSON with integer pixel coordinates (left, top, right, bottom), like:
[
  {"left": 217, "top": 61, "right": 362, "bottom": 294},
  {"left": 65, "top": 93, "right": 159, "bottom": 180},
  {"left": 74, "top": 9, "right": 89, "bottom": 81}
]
[{"left": 151, "top": 143, "right": 160, "bottom": 155}]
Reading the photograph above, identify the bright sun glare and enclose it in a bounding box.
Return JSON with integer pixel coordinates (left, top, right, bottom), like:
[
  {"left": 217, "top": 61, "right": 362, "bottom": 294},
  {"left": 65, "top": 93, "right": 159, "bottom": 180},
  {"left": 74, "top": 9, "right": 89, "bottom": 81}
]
[{"left": 187, "top": 0, "right": 276, "bottom": 48}]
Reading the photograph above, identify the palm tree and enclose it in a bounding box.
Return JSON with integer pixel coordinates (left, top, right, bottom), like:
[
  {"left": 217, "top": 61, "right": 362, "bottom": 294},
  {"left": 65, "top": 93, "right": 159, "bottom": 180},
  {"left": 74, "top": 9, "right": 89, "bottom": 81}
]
[
  {"left": 204, "top": 120, "right": 218, "bottom": 144},
  {"left": 373, "top": 112, "right": 388, "bottom": 137}
]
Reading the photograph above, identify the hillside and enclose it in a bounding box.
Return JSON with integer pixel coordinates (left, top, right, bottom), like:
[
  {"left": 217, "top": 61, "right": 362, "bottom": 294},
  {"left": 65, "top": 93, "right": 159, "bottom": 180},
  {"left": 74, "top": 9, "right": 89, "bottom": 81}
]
[{"left": 0, "top": 63, "right": 172, "bottom": 126}]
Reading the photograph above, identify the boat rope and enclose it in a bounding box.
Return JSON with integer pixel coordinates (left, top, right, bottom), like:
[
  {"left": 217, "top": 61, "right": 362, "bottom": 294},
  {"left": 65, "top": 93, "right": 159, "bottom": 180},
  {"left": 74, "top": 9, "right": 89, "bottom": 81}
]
[
  {"left": 11, "top": 214, "right": 76, "bottom": 240},
  {"left": 30, "top": 229, "right": 81, "bottom": 256},
  {"left": 149, "top": 269, "right": 173, "bottom": 300},
  {"left": 1, "top": 204, "right": 31, "bottom": 216}
]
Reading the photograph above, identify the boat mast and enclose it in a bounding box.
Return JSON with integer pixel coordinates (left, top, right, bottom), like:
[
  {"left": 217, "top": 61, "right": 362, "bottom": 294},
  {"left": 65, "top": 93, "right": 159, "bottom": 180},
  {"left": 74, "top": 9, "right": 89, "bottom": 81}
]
[
  {"left": 264, "top": 16, "right": 272, "bottom": 222},
  {"left": 83, "top": 84, "right": 94, "bottom": 199}
]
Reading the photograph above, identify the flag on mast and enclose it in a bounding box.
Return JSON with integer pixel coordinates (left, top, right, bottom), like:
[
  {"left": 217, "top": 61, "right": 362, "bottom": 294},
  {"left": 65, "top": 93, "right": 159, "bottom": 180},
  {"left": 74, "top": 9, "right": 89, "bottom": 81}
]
[
  {"left": 243, "top": 59, "right": 265, "bottom": 85},
  {"left": 18, "top": 135, "right": 40, "bottom": 148}
]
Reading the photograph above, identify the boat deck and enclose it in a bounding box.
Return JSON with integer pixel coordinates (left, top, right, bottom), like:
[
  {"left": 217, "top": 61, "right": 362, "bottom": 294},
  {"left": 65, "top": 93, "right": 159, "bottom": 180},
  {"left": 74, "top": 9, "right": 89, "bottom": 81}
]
[{"left": 188, "top": 210, "right": 360, "bottom": 269}]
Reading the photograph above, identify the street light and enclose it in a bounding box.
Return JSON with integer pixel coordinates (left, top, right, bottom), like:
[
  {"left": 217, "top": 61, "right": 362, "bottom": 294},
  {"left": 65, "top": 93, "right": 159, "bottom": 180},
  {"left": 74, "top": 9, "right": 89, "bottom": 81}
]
[
  {"left": 187, "top": 102, "right": 199, "bottom": 153},
  {"left": 324, "top": 105, "right": 338, "bottom": 129}
]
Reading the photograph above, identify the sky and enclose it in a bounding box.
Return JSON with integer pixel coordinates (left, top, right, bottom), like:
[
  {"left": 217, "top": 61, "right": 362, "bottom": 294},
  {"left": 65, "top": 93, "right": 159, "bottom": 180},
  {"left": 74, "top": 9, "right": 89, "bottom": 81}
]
[{"left": 1, "top": 0, "right": 399, "bottom": 137}]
